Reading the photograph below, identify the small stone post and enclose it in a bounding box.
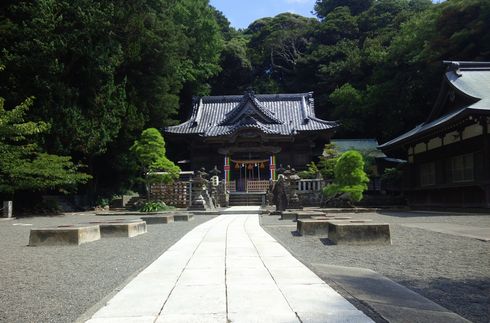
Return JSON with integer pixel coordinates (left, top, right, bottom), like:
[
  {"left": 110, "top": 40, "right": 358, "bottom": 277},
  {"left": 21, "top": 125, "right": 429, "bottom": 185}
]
[
  {"left": 3, "top": 201, "right": 13, "bottom": 218},
  {"left": 209, "top": 166, "right": 221, "bottom": 208}
]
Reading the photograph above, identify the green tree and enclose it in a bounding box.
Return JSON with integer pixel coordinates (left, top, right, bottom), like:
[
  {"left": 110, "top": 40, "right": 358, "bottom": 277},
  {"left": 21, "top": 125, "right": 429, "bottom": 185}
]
[
  {"left": 317, "top": 143, "right": 340, "bottom": 180},
  {"left": 298, "top": 162, "right": 320, "bottom": 179},
  {"left": 323, "top": 150, "right": 369, "bottom": 202},
  {"left": 245, "top": 13, "right": 319, "bottom": 92},
  {"left": 0, "top": 96, "right": 91, "bottom": 196},
  {"left": 0, "top": 0, "right": 224, "bottom": 195},
  {"left": 314, "top": 0, "right": 373, "bottom": 19},
  {"left": 130, "top": 128, "right": 180, "bottom": 200}
]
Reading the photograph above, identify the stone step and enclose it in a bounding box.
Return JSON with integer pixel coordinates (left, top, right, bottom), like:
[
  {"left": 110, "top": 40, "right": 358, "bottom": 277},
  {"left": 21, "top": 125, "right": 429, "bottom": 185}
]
[{"left": 229, "top": 193, "right": 265, "bottom": 206}]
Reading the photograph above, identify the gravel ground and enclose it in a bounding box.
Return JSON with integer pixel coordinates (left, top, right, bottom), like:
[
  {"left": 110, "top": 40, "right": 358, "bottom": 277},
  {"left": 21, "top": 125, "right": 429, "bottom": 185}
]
[
  {"left": 260, "top": 211, "right": 490, "bottom": 323},
  {"left": 0, "top": 212, "right": 215, "bottom": 323}
]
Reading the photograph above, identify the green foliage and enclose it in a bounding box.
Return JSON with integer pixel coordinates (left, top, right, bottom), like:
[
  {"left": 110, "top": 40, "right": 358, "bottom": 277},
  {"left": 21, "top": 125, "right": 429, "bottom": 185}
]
[
  {"left": 96, "top": 198, "right": 110, "bottom": 208},
  {"left": 380, "top": 167, "right": 403, "bottom": 190},
  {"left": 244, "top": 13, "right": 319, "bottom": 92},
  {"left": 0, "top": 96, "right": 91, "bottom": 195},
  {"left": 139, "top": 200, "right": 172, "bottom": 212},
  {"left": 314, "top": 0, "right": 373, "bottom": 19},
  {"left": 323, "top": 150, "right": 369, "bottom": 202},
  {"left": 298, "top": 162, "right": 320, "bottom": 179},
  {"left": 316, "top": 143, "right": 340, "bottom": 180},
  {"left": 131, "top": 128, "right": 180, "bottom": 199},
  {"left": 0, "top": 0, "right": 223, "bottom": 195}
]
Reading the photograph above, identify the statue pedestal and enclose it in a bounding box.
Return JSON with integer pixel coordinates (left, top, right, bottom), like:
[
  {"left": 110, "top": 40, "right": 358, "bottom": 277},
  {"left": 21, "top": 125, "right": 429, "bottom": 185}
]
[{"left": 188, "top": 192, "right": 207, "bottom": 211}]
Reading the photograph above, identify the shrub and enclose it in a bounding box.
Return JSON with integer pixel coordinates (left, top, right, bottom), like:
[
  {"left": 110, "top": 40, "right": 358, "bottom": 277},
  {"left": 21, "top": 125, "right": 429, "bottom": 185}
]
[
  {"left": 298, "top": 162, "right": 319, "bottom": 179},
  {"left": 139, "top": 201, "right": 172, "bottom": 212},
  {"left": 96, "top": 198, "right": 110, "bottom": 208},
  {"left": 323, "top": 150, "right": 369, "bottom": 202}
]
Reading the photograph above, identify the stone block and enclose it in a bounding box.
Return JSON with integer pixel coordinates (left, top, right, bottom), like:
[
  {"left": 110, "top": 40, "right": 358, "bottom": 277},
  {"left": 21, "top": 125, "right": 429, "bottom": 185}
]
[
  {"left": 328, "top": 222, "right": 391, "bottom": 245},
  {"left": 97, "top": 220, "right": 147, "bottom": 238},
  {"left": 296, "top": 219, "right": 330, "bottom": 236},
  {"left": 280, "top": 212, "right": 298, "bottom": 220},
  {"left": 295, "top": 211, "right": 325, "bottom": 221},
  {"left": 173, "top": 213, "right": 194, "bottom": 222},
  {"left": 310, "top": 215, "right": 336, "bottom": 220},
  {"left": 29, "top": 225, "right": 100, "bottom": 246},
  {"left": 140, "top": 215, "right": 174, "bottom": 224}
]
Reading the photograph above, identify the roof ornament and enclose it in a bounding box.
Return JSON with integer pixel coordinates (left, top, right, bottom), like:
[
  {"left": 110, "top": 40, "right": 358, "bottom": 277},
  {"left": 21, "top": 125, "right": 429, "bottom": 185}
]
[
  {"left": 444, "top": 61, "right": 462, "bottom": 77},
  {"left": 245, "top": 88, "right": 256, "bottom": 97}
]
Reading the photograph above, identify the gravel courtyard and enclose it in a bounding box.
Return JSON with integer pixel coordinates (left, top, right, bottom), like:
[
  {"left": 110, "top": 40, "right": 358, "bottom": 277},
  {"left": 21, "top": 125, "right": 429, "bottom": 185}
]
[
  {"left": 0, "top": 212, "right": 216, "bottom": 323},
  {"left": 260, "top": 210, "right": 490, "bottom": 323}
]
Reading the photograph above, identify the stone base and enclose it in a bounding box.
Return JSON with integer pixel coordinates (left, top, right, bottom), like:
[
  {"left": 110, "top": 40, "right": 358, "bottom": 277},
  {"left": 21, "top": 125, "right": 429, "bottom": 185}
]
[
  {"left": 29, "top": 225, "right": 100, "bottom": 246},
  {"left": 174, "top": 213, "right": 194, "bottom": 222},
  {"left": 297, "top": 219, "right": 330, "bottom": 236},
  {"left": 97, "top": 220, "right": 147, "bottom": 238},
  {"left": 328, "top": 222, "right": 391, "bottom": 245},
  {"left": 270, "top": 211, "right": 283, "bottom": 216},
  {"left": 140, "top": 215, "right": 174, "bottom": 224},
  {"left": 188, "top": 204, "right": 207, "bottom": 211}
]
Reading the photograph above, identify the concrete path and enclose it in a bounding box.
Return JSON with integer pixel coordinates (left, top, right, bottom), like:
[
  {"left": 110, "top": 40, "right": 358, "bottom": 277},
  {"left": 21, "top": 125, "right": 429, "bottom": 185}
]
[
  {"left": 86, "top": 207, "right": 373, "bottom": 323},
  {"left": 312, "top": 264, "right": 470, "bottom": 323}
]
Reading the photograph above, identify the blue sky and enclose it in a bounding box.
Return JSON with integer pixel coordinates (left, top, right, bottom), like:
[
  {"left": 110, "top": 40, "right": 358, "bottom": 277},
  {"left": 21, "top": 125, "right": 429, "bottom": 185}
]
[{"left": 209, "top": 0, "right": 317, "bottom": 29}]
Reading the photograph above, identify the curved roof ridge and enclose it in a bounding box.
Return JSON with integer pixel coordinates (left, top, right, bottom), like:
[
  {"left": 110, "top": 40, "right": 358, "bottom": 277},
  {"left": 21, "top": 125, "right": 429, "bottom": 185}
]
[{"left": 219, "top": 92, "right": 282, "bottom": 126}]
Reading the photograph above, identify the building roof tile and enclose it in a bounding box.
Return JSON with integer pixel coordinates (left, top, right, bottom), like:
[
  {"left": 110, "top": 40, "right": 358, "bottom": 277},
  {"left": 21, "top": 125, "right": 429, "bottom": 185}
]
[{"left": 165, "top": 92, "right": 338, "bottom": 137}]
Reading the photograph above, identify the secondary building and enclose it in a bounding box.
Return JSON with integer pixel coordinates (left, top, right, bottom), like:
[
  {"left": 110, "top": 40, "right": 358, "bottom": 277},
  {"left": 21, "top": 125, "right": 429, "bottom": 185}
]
[
  {"left": 379, "top": 61, "right": 490, "bottom": 208},
  {"left": 164, "top": 91, "right": 338, "bottom": 192}
]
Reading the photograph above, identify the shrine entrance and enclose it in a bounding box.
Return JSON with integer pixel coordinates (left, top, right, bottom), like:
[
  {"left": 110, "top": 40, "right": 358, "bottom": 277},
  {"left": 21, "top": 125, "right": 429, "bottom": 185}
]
[{"left": 224, "top": 154, "right": 277, "bottom": 192}]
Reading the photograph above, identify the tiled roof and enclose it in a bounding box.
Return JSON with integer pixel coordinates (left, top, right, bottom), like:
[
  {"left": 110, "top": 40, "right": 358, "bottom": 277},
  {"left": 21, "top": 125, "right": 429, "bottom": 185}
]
[
  {"left": 379, "top": 61, "right": 490, "bottom": 150},
  {"left": 165, "top": 92, "right": 338, "bottom": 137}
]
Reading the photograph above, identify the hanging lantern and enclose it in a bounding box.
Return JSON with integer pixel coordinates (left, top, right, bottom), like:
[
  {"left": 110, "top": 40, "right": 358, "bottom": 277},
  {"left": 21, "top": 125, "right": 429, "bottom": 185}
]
[
  {"left": 247, "top": 164, "right": 253, "bottom": 170},
  {"left": 260, "top": 162, "right": 265, "bottom": 169},
  {"left": 234, "top": 162, "right": 239, "bottom": 169}
]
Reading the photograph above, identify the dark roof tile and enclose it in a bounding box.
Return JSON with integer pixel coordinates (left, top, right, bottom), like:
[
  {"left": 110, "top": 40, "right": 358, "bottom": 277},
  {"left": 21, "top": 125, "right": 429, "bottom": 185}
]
[{"left": 165, "top": 92, "right": 338, "bottom": 137}]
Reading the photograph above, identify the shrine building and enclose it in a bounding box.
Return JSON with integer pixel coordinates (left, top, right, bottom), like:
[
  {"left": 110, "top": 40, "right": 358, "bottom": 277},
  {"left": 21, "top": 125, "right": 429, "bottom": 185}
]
[
  {"left": 164, "top": 91, "right": 338, "bottom": 192},
  {"left": 379, "top": 61, "right": 490, "bottom": 208}
]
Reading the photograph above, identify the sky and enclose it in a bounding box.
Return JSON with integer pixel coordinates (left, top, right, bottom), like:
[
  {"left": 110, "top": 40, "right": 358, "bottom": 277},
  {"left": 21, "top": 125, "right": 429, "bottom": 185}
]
[{"left": 209, "top": 0, "right": 317, "bottom": 29}]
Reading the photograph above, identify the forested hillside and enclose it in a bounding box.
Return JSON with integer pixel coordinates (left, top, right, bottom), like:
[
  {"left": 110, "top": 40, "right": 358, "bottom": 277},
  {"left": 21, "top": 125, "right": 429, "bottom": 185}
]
[{"left": 0, "top": 0, "right": 489, "bottom": 199}]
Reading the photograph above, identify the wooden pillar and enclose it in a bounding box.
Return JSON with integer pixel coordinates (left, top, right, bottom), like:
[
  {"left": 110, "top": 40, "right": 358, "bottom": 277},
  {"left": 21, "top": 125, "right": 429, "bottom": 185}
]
[
  {"left": 481, "top": 117, "right": 490, "bottom": 207},
  {"left": 269, "top": 155, "right": 276, "bottom": 180},
  {"left": 224, "top": 156, "right": 230, "bottom": 183}
]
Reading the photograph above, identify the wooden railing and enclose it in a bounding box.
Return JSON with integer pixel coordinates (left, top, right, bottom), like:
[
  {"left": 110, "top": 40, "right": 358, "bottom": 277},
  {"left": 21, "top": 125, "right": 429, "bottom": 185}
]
[
  {"left": 150, "top": 181, "right": 191, "bottom": 207},
  {"left": 247, "top": 180, "right": 269, "bottom": 192},
  {"left": 226, "top": 181, "right": 236, "bottom": 193}
]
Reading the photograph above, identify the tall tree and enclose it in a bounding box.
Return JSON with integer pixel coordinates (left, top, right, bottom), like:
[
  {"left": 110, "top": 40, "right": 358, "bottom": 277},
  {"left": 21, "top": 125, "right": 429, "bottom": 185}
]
[{"left": 0, "top": 95, "right": 91, "bottom": 197}]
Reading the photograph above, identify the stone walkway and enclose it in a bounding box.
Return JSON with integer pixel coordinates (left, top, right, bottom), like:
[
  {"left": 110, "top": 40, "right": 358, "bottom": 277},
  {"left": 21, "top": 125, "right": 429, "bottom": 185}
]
[{"left": 86, "top": 207, "right": 373, "bottom": 323}]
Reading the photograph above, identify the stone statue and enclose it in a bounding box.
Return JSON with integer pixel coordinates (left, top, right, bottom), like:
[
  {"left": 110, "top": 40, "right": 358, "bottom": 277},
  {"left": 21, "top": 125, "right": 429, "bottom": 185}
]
[{"left": 272, "top": 175, "right": 288, "bottom": 212}]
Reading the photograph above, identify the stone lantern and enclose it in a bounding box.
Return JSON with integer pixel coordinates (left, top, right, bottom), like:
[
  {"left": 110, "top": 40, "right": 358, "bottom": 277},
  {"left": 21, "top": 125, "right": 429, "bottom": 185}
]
[
  {"left": 287, "top": 168, "right": 302, "bottom": 210},
  {"left": 188, "top": 168, "right": 209, "bottom": 211}
]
